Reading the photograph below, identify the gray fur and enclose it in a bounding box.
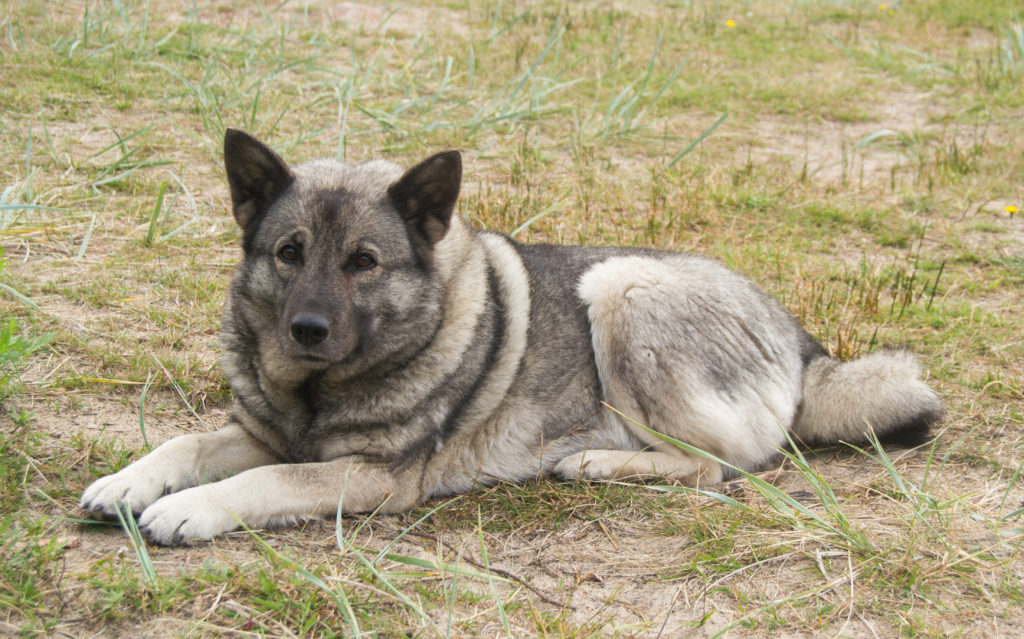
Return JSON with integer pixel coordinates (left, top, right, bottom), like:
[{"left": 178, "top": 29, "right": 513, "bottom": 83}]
[{"left": 80, "top": 130, "right": 943, "bottom": 544}]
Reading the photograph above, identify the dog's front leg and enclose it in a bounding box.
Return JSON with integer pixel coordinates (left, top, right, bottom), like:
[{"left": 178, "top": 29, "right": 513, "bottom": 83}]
[
  {"left": 136, "top": 457, "right": 420, "bottom": 545},
  {"left": 80, "top": 422, "right": 280, "bottom": 519}
]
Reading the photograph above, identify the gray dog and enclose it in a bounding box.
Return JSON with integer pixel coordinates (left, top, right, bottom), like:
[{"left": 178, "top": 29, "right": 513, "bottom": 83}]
[{"left": 80, "top": 129, "right": 943, "bottom": 545}]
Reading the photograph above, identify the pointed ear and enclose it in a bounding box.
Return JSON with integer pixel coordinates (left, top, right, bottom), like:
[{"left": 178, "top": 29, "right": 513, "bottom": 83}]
[
  {"left": 223, "top": 128, "right": 295, "bottom": 231},
  {"left": 388, "top": 150, "right": 462, "bottom": 246}
]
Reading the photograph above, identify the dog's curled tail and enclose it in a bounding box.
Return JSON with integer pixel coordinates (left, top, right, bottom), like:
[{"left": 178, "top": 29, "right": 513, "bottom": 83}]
[{"left": 792, "top": 350, "right": 943, "bottom": 448}]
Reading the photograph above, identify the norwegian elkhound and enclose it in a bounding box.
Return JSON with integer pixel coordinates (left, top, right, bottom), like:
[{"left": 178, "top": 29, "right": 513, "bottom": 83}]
[{"left": 80, "top": 129, "right": 943, "bottom": 545}]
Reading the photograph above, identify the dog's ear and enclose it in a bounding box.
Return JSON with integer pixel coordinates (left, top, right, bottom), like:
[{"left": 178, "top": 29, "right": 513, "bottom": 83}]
[
  {"left": 388, "top": 150, "right": 462, "bottom": 246},
  {"left": 224, "top": 129, "right": 295, "bottom": 231}
]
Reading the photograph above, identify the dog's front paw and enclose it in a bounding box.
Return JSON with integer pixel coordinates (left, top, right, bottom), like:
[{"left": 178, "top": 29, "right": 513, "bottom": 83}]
[
  {"left": 80, "top": 462, "right": 190, "bottom": 519},
  {"left": 138, "top": 486, "right": 240, "bottom": 546}
]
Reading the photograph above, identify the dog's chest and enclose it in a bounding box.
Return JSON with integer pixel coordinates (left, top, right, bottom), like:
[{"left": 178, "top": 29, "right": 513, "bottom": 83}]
[{"left": 267, "top": 377, "right": 435, "bottom": 464}]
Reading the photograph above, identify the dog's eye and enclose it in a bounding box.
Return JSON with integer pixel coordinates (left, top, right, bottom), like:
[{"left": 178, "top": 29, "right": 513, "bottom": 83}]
[
  {"left": 278, "top": 244, "right": 300, "bottom": 264},
  {"left": 350, "top": 252, "right": 377, "bottom": 270}
]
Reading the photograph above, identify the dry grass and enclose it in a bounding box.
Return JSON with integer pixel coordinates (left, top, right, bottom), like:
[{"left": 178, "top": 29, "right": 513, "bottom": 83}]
[{"left": 1, "top": 0, "right": 1023, "bottom": 636}]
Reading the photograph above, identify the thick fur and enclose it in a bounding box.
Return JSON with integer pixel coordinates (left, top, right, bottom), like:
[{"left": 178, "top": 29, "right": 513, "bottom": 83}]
[{"left": 80, "top": 130, "right": 943, "bottom": 544}]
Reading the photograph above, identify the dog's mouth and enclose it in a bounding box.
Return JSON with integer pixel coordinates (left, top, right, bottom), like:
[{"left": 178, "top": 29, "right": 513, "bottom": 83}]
[
  {"left": 281, "top": 340, "right": 362, "bottom": 370},
  {"left": 284, "top": 349, "right": 336, "bottom": 368},
  {"left": 295, "top": 352, "right": 329, "bottom": 362}
]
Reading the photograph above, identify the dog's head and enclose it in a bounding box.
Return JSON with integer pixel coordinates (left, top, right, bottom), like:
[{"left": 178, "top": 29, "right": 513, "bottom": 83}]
[{"left": 222, "top": 129, "right": 461, "bottom": 372}]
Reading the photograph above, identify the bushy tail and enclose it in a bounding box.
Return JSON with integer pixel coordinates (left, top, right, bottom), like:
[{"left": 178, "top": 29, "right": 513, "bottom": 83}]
[{"left": 792, "top": 350, "right": 943, "bottom": 448}]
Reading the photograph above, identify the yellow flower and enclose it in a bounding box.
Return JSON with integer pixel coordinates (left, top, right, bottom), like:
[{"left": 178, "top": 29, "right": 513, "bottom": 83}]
[
  {"left": 1005, "top": 205, "right": 1018, "bottom": 215},
  {"left": 726, "top": 19, "right": 735, "bottom": 28},
  {"left": 878, "top": 3, "right": 886, "bottom": 9}
]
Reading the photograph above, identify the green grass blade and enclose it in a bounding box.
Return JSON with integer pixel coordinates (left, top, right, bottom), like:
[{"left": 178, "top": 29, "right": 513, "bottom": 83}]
[
  {"left": 510, "top": 199, "right": 567, "bottom": 237},
  {"left": 113, "top": 504, "right": 156, "bottom": 584},
  {"left": 0, "top": 282, "right": 40, "bottom": 311},
  {"left": 666, "top": 112, "right": 728, "bottom": 168},
  {"left": 145, "top": 181, "right": 169, "bottom": 247}
]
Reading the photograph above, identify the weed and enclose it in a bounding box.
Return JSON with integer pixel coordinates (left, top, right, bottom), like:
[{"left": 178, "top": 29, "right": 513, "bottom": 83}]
[
  {"left": 0, "top": 515, "right": 66, "bottom": 633},
  {"left": 0, "top": 250, "right": 52, "bottom": 401}
]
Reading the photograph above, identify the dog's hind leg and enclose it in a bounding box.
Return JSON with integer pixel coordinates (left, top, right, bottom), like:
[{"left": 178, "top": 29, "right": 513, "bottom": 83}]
[
  {"left": 570, "top": 256, "right": 801, "bottom": 484},
  {"left": 554, "top": 448, "right": 723, "bottom": 485}
]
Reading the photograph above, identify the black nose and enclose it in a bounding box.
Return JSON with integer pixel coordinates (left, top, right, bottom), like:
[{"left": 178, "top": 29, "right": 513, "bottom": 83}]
[{"left": 290, "top": 313, "right": 330, "bottom": 347}]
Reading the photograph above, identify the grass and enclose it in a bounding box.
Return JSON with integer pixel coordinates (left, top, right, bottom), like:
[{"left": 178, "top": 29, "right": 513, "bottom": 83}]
[{"left": 1, "top": 0, "right": 1023, "bottom": 636}]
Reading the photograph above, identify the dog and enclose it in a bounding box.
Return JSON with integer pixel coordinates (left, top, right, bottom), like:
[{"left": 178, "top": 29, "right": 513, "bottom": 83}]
[{"left": 80, "top": 129, "right": 943, "bottom": 545}]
